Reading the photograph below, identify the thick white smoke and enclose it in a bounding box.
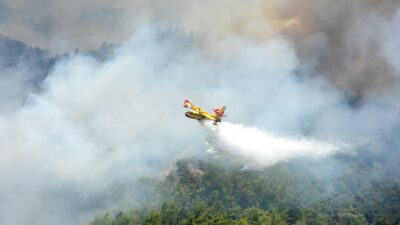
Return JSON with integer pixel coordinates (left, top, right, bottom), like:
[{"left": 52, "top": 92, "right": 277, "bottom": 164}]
[
  {"left": 1, "top": 25, "right": 400, "bottom": 225},
  {"left": 0, "top": 28, "right": 350, "bottom": 225},
  {"left": 1, "top": 0, "right": 400, "bottom": 224},
  {"left": 205, "top": 122, "right": 344, "bottom": 169}
]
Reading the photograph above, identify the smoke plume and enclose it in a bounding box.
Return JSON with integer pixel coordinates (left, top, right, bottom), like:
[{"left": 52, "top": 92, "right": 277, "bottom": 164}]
[{"left": 0, "top": 0, "right": 400, "bottom": 225}]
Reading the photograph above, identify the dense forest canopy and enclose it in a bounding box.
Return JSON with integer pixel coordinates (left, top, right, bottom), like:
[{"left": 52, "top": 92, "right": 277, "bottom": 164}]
[{"left": 90, "top": 151, "right": 400, "bottom": 225}]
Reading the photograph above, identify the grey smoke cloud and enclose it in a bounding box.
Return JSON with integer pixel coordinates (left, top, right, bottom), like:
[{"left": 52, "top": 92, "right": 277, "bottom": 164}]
[
  {"left": 1, "top": 0, "right": 400, "bottom": 97},
  {"left": 1, "top": 25, "right": 400, "bottom": 225},
  {"left": 0, "top": 1, "right": 400, "bottom": 225},
  {"left": 0, "top": 35, "right": 53, "bottom": 113},
  {"left": 280, "top": 0, "right": 400, "bottom": 97}
]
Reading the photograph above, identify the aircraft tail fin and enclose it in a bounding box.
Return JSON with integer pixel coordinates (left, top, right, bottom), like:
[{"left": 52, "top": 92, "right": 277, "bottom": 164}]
[
  {"left": 213, "top": 106, "right": 227, "bottom": 120},
  {"left": 183, "top": 99, "right": 193, "bottom": 108}
]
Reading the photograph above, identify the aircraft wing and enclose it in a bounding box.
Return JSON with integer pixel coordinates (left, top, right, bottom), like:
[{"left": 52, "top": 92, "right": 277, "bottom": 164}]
[
  {"left": 184, "top": 100, "right": 202, "bottom": 113},
  {"left": 201, "top": 113, "right": 216, "bottom": 121}
]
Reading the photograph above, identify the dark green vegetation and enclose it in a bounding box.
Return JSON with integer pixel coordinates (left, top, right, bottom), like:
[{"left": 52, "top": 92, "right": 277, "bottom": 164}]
[{"left": 90, "top": 157, "right": 400, "bottom": 225}]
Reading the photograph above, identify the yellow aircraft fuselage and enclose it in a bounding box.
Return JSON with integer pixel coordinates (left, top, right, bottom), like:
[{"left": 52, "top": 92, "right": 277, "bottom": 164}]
[{"left": 183, "top": 100, "right": 226, "bottom": 125}]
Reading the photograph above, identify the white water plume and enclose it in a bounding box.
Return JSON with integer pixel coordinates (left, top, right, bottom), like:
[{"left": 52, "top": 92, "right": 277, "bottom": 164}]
[{"left": 205, "top": 122, "right": 345, "bottom": 169}]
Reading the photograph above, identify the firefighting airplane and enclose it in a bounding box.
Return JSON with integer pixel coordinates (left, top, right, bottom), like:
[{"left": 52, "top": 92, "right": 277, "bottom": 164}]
[{"left": 183, "top": 99, "right": 226, "bottom": 125}]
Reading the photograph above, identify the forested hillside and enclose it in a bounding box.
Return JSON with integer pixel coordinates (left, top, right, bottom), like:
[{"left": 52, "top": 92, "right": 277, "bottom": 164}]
[{"left": 90, "top": 156, "right": 400, "bottom": 225}]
